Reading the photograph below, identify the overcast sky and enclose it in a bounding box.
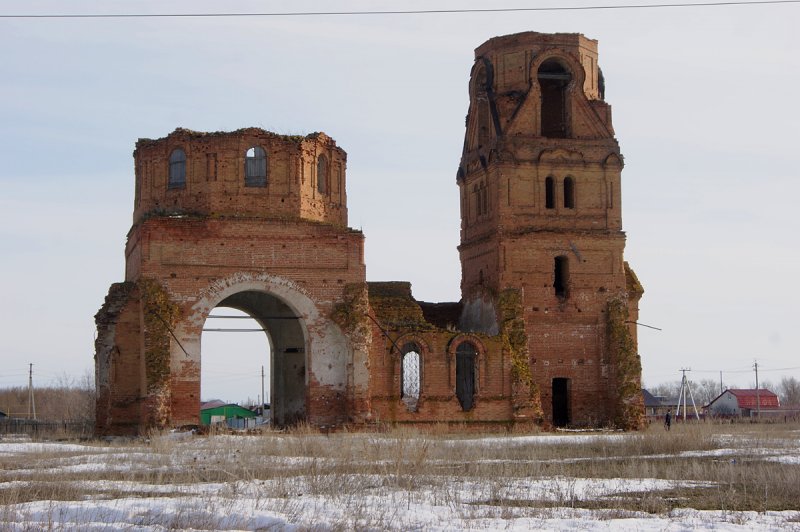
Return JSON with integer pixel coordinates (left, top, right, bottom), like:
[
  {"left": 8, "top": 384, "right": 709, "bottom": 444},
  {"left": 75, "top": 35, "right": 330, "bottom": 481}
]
[{"left": 1, "top": 1, "right": 798, "bottom": 403}]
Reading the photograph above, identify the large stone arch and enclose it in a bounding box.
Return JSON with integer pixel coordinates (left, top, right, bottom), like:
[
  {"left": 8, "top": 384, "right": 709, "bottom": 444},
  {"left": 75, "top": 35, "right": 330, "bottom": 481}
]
[{"left": 169, "top": 272, "right": 354, "bottom": 427}]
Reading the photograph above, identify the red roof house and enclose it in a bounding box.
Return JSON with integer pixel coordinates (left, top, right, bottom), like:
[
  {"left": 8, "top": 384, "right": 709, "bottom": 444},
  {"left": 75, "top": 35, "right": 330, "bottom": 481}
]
[{"left": 706, "top": 389, "right": 780, "bottom": 417}]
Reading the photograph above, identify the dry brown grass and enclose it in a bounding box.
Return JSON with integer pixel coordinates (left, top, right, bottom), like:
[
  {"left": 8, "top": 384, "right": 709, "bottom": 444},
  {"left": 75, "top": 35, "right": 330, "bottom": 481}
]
[{"left": 0, "top": 420, "right": 798, "bottom": 528}]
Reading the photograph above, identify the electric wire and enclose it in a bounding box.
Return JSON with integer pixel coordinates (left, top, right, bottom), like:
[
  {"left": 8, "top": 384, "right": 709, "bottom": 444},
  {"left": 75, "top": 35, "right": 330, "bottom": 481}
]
[{"left": 1, "top": 0, "right": 799, "bottom": 19}]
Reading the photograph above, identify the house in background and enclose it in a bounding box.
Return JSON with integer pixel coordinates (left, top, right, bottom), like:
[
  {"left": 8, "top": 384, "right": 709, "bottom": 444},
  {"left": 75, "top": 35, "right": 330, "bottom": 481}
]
[
  {"left": 642, "top": 390, "right": 681, "bottom": 421},
  {"left": 706, "top": 389, "right": 780, "bottom": 418},
  {"left": 200, "top": 401, "right": 258, "bottom": 429},
  {"left": 642, "top": 390, "right": 664, "bottom": 420}
]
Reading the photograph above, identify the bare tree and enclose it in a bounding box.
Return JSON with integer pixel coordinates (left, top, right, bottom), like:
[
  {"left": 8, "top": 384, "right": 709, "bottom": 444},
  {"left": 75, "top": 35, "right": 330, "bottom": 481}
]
[
  {"left": 648, "top": 381, "right": 680, "bottom": 400},
  {"left": 778, "top": 377, "right": 800, "bottom": 406},
  {"left": 691, "top": 378, "right": 721, "bottom": 406}
]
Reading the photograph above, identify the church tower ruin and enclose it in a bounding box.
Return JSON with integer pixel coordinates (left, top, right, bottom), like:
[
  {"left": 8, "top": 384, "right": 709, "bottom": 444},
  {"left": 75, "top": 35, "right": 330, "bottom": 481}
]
[{"left": 457, "top": 32, "right": 644, "bottom": 428}]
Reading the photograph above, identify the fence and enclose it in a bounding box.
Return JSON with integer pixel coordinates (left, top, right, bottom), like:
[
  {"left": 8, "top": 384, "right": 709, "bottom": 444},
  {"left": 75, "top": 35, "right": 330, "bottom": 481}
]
[{"left": 0, "top": 418, "right": 93, "bottom": 439}]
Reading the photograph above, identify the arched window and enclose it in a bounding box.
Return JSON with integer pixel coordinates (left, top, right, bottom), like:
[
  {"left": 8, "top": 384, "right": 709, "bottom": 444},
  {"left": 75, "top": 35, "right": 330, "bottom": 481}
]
[
  {"left": 317, "top": 155, "right": 328, "bottom": 194},
  {"left": 563, "top": 176, "right": 575, "bottom": 209},
  {"left": 554, "top": 255, "right": 569, "bottom": 298},
  {"left": 244, "top": 146, "right": 267, "bottom": 187},
  {"left": 545, "top": 176, "right": 555, "bottom": 209},
  {"left": 538, "top": 59, "right": 571, "bottom": 138},
  {"left": 401, "top": 342, "right": 421, "bottom": 411},
  {"left": 168, "top": 148, "right": 186, "bottom": 189},
  {"left": 481, "top": 182, "right": 488, "bottom": 215},
  {"left": 473, "top": 184, "right": 482, "bottom": 216},
  {"left": 455, "top": 342, "right": 477, "bottom": 411}
]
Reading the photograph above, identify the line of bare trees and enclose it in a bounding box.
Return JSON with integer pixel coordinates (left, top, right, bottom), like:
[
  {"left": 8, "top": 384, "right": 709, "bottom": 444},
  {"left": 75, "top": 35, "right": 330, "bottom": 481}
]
[
  {"left": 0, "top": 372, "right": 95, "bottom": 422},
  {"left": 647, "top": 376, "right": 800, "bottom": 407}
]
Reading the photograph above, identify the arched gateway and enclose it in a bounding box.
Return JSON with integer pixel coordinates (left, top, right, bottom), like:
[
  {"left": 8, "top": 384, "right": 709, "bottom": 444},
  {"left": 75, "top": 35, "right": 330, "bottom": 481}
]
[
  {"left": 96, "top": 32, "right": 647, "bottom": 435},
  {"left": 94, "top": 129, "right": 371, "bottom": 435}
]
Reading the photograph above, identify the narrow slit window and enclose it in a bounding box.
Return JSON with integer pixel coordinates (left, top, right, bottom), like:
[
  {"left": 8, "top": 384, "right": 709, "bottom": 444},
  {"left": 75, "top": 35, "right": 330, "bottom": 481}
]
[
  {"left": 563, "top": 176, "right": 575, "bottom": 209},
  {"left": 317, "top": 155, "right": 328, "bottom": 194},
  {"left": 456, "top": 342, "right": 477, "bottom": 411},
  {"left": 245, "top": 147, "right": 267, "bottom": 187},
  {"left": 401, "top": 343, "right": 421, "bottom": 412},
  {"left": 168, "top": 148, "right": 186, "bottom": 189},
  {"left": 554, "top": 255, "right": 569, "bottom": 298},
  {"left": 545, "top": 176, "right": 555, "bottom": 209}
]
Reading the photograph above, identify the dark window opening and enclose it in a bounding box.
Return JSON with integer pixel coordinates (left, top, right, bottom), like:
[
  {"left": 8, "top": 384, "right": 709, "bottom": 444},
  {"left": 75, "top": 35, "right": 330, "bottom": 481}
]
[
  {"left": 456, "top": 342, "right": 477, "bottom": 411},
  {"left": 554, "top": 255, "right": 569, "bottom": 298},
  {"left": 473, "top": 184, "right": 482, "bottom": 216},
  {"left": 538, "top": 60, "right": 571, "bottom": 138},
  {"left": 245, "top": 147, "right": 267, "bottom": 187},
  {"left": 481, "top": 182, "right": 488, "bottom": 215},
  {"left": 552, "top": 377, "right": 571, "bottom": 427},
  {"left": 401, "top": 342, "right": 421, "bottom": 412},
  {"left": 475, "top": 65, "right": 491, "bottom": 149},
  {"left": 168, "top": 148, "right": 186, "bottom": 189},
  {"left": 545, "top": 176, "right": 555, "bottom": 209},
  {"left": 317, "top": 155, "right": 328, "bottom": 195},
  {"left": 563, "top": 176, "right": 575, "bottom": 209}
]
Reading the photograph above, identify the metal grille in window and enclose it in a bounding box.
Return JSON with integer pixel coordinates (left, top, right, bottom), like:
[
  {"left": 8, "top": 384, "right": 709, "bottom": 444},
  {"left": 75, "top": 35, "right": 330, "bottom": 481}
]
[
  {"left": 168, "top": 148, "right": 186, "bottom": 189},
  {"left": 245, "top": 147, "right": 267, "bottom": 187},
  {"left": 401, "top": 343, "right": 420, "bottom": 412}
]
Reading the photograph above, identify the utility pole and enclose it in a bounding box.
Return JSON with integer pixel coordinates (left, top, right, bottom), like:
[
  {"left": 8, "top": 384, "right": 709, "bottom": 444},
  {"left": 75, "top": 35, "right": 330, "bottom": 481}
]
[
  {"left": 261, "top": 365, "right": 266, "bottom": 417},
  {"left": 720, "top": 371, "right": 724, "bottom": 396},
  {"left": 676, "top": 368, "right": 700, "bottom": 421},
  {"left": 27, "top": 363, "right": 36, "bottom": 420},
  {"left": 754, "top": 360, "right": 761, "bottom": 419}
]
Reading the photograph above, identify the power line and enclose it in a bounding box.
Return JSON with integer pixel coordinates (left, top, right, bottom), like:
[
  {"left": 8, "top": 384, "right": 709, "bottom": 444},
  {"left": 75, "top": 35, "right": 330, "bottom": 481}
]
[{"left": 1, "top": 1, "right": 799, "bottom": 19}]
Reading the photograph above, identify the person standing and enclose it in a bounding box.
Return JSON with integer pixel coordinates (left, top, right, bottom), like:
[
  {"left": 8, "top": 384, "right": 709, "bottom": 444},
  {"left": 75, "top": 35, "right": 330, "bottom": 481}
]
[{"left": 664, "top": 410, "right": 672, "bottom": 431}]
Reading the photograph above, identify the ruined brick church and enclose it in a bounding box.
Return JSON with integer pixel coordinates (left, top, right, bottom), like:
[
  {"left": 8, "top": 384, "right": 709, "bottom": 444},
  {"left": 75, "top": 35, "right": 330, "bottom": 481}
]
[{"left": 95, "top": 32, "right": 645, "bottom": 435}]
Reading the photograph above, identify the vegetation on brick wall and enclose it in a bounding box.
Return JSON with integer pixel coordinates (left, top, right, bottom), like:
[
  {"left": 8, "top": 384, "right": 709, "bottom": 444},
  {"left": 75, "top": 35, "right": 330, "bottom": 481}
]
[
  {"left": 331, "top": 283, "right": 371, "bottom": 341},
  {"left": 366, "top": 282, "right": 436, "bottom": 332},
  {"left": 498, "top": 289, "right": 543, "bottom": 422},
  {"left": 606, "top": 298, "right": 645, "bottom": 430},
  {"left": 139, "top": 278, "right": 180, "bottom": 427}
]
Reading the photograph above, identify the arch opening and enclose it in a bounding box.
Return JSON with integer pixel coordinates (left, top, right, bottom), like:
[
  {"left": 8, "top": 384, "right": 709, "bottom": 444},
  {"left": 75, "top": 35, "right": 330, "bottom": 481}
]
[
  {"left": 455, "top": 341, "right": 477, "bottom": 411},
  {"left": 538, "top": 59, "right": 571, "bottom": 138},
  {"left": 563, "top": 176, "right": 575, "bottom": 209},
  {"left": 401, "top": 342, "right": 421, "bottom": 412},
  {"left": 200, "top": 289, "right": 307, "bottom": 427},
  {"left": 245, "top": 146, "right": 267, "bottom": 187}
]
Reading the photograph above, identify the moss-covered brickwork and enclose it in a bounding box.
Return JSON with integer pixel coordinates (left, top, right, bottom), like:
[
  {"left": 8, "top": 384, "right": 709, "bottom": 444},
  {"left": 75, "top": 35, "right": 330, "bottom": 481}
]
[
  {"left": 366, "top": 282, "right": 437, "bottom": 332},
  {"left": 498, "top": 289, "right": 543, "bottom": 422},
  {"left": 606, "top": 298, "right": 645, "bottom": 430},
  {"left": 139, "top": 278, "right": 181, "bottom": 428},
  {"left": 331, "top": 283, "right": 372, "bottom": 340}
]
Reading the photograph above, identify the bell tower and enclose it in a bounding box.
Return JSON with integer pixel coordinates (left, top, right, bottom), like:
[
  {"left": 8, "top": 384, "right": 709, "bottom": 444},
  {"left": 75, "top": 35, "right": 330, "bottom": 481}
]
[{"left": 457, "top": 32, "right": 644, "bottom": 428}]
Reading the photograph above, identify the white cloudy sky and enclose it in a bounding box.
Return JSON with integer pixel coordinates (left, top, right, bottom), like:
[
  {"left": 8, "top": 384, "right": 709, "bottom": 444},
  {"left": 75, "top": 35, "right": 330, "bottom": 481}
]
[{"left": 1, "top": 1, "right": 798, "bottom": 402}]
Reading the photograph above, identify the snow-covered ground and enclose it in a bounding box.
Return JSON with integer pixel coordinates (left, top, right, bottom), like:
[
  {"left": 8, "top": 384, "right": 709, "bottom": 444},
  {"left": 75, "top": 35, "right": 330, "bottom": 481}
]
[{"left": 1, "top": 427, "right": 798, "bottom": 530}]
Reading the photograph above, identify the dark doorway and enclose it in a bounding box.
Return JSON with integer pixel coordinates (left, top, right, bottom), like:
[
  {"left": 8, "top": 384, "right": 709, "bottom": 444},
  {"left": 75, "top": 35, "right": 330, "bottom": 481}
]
[
  {"left": 456, "top": 342, "right": 477, "bottom": 411},
  {"left": 552, "top": 377, "right": 571, "bottom": 427}
]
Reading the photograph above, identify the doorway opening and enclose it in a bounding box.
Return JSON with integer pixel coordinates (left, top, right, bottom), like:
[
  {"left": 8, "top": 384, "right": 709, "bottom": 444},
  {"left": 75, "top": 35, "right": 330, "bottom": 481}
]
[
  {"left": 200, "top": 290, "right": 307, "bottom": 427},
  {"left": 552, "top": 377, "right": 571, "bottom": 427}
]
